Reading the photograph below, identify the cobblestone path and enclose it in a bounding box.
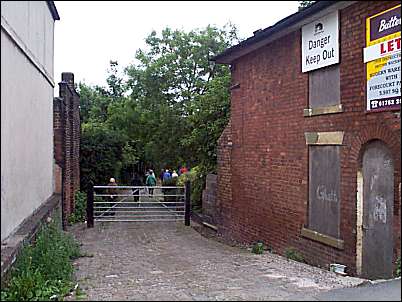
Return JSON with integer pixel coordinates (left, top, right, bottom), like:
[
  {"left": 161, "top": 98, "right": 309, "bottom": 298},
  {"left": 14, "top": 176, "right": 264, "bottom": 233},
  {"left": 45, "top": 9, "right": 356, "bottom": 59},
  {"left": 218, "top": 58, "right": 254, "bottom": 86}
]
[{"left": 66, "top": 221, "right": 365, "bottom": 301}]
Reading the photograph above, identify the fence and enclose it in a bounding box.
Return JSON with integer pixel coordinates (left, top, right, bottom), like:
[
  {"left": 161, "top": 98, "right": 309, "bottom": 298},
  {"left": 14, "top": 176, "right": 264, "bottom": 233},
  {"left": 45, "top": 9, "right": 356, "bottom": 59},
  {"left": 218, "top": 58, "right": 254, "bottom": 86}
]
[{"left": 86, "top": 181, "right": 191, "bottom": 227}]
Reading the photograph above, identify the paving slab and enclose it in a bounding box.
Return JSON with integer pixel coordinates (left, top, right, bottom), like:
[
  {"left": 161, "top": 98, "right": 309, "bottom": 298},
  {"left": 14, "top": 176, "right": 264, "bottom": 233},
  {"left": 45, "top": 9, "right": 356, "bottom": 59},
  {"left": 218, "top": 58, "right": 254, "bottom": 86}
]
[{"left": 65, "top": 221, "right": 365, "bottom": 301}]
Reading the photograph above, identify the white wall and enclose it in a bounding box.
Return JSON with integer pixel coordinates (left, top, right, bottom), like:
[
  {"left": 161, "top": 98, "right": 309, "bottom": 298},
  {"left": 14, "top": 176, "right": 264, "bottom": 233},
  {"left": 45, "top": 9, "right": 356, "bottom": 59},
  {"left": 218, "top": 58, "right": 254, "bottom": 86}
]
[
  {"left": 1, "top": 1, "right": 55, "bottom": 240},
  {"left": 1, "top": 1, "right": 54, "bottom": 75}
]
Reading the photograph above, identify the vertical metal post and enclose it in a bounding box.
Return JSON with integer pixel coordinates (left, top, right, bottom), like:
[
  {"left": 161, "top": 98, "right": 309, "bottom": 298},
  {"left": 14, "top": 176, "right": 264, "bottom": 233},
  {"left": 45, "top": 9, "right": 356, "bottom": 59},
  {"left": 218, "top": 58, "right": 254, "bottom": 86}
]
[
  {"left": 87, "top": 185, "right": 94, "bottom": 228},
  {"left": 185, "top": 181, "right": 191, "bottom": 226}
]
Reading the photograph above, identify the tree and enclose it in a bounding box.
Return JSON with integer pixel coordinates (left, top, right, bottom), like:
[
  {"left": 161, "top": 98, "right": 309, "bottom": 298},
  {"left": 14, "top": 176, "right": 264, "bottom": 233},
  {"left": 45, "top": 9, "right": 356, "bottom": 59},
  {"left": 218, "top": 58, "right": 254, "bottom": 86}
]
[
  {"left": 106, "top": 61, "right": 125, "bottom": 99},
  {"left": 182, "top": 73, "right": 231, "bottom": 172},
  {"left": 79, "top": 24, "right": 240, "bottom": 196},
  {"left": 123, "top": 24, "right": 239, "bottom": 170},
  {"left": 298, "top": 0, "right": 315, "bottom": 11}
]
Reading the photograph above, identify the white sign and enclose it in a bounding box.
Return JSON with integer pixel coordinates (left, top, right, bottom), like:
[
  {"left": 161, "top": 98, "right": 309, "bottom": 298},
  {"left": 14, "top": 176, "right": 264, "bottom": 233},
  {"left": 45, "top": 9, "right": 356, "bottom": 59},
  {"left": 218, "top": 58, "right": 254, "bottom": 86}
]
[
  {"left": 301, "top": 11, "right": 339, "bottom": 72},
  {"left": 365, "top": 5, "right": 401, "bottom": 111},
  {"left": 366, "top": 52, "right": 401, "bottom": 111},
  {"left": 363, "top": 37, "right": 401, "bottom": 63}
]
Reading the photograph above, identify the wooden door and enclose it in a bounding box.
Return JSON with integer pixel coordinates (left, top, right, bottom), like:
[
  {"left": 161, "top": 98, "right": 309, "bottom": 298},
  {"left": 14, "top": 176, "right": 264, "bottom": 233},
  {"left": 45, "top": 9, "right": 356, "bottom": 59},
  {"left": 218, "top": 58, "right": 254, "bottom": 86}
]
[{"left": 361, "top": 140, "right": 394, "bottom": 279}]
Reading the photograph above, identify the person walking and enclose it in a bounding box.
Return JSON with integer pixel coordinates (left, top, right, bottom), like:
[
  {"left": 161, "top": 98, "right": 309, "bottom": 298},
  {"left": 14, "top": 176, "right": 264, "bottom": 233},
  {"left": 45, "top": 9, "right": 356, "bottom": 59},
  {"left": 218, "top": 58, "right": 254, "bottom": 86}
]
[
  {"left": 107, "top": 177, "right": 118, "bottom": 216},
  {"left": 159, "top": 169, "right": 165, "bottom": 184},
  {"left": 146, "top": 170, "right": 157, "bottom": 196},
  {"left": 180, "top": 166, "right": 188, "bottom": 175},
  {"left": 172, "top": 170, "right": 178, "bottom": 178},
  {"left": 163, "top": 169, "right": 171, "bottom": 183},
  {"left": 131, "top": 172, "right": 143, "bottom": 202}
]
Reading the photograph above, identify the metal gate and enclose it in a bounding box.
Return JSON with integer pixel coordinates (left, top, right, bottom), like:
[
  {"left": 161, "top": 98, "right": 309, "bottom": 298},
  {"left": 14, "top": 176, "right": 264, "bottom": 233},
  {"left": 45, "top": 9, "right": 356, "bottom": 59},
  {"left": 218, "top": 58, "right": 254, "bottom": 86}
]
[{"left": 86, "top": 181, "right": 191, "bottom": 227}]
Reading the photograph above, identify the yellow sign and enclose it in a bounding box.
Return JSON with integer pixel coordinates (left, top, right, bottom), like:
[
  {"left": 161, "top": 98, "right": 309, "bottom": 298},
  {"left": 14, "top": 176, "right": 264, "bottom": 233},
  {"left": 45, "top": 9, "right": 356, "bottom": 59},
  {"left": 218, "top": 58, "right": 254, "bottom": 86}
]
[{"left": 366, "top": 4, "right": 401, "bottom": 111}]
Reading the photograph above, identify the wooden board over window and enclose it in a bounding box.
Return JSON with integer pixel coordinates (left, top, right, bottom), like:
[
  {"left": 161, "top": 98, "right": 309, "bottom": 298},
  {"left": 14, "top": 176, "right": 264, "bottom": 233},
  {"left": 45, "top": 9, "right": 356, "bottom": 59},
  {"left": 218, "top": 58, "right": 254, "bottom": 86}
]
[
  {"left": 309, "top": 64, "right": 340, "bottom": 109},
  {"left": 308, "top": 145, "right": 341, "bottom": 238}
]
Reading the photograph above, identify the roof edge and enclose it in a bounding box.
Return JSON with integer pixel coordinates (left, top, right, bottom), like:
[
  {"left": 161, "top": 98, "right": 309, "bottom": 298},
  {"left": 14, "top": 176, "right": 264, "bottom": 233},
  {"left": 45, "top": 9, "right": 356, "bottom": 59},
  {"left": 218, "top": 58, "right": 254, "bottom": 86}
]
[
  {"left": 47, "top": 1, "right": 60, "bottom": 21},
  {"left": 212, "top": 1, "right": 351, "bottom": 64}
]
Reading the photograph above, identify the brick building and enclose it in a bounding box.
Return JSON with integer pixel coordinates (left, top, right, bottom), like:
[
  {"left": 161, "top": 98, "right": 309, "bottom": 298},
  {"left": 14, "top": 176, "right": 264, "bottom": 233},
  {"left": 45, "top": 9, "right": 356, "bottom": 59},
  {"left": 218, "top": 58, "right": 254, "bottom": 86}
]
[{"left": 213, "top": 1, "right": 400, "bottom": 279}]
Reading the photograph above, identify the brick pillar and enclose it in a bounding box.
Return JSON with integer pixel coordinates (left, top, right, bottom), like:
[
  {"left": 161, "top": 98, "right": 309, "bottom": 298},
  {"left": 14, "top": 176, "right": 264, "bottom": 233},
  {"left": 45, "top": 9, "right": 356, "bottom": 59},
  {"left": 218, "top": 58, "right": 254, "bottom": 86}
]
[
  {"left": 62, "top": 72, "right": 80, "bottom": 193},
  {"left": 53, "top": 97, "right": 64, "bottom": 194},
  {"left": 62, "top": 72, "right": 74, "bottom": 90},
  {"left": 54, "top": 73, "right": 80, "bottom": 228}
]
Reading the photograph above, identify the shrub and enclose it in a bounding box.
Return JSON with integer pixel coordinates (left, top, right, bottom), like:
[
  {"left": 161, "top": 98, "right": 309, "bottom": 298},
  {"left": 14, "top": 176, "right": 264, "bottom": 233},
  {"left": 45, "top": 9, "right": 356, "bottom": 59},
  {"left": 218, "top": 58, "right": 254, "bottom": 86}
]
[
  {"left": 251, "top": 242, "right": 265, "bottom": 254},
  {"left": 1, "top": 219, "right": 81, "bottom": 301},
  {"left": 396, "top": 257, "right": 401, "bottom": 277},
  {"left": 284, "top": 247, "right": 305, "bottom": 263},
  {"left": 68, "top": 191, "right": 87, "bottom": 225},
  {"left": 176, "top": 166, "right": 203, "bottom": 212}
]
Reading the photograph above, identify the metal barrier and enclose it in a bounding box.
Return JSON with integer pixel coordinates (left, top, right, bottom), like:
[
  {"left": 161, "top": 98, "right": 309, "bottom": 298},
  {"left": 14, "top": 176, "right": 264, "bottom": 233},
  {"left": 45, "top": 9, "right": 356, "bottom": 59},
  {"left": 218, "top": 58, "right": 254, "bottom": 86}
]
[{"left": 86, "top": 181, "right": 191, "bottom": 227}]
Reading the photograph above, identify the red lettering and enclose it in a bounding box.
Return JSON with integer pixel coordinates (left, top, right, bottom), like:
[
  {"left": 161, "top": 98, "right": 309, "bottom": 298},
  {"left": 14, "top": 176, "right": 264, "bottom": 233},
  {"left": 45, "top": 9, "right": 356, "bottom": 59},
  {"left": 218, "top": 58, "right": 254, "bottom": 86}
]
[
  {"left": 380, "top": 38, "right": 401, "bottom": 55},
  {"left": 380, "top": 42, "right": 386, "bottom": 54},
  {"left": 388, "top": 40, "right": 394, "bottom": 52}
]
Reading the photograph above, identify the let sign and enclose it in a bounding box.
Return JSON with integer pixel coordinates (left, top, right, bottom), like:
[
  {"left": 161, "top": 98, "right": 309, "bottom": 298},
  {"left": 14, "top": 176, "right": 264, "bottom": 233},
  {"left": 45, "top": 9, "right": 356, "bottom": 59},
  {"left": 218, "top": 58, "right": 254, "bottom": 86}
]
[
  {"left": 364, "top": 4, "right": 401, "bottom": 112},
  {"left": 301, "top": 11, "right": 339, "bottom": 72}
]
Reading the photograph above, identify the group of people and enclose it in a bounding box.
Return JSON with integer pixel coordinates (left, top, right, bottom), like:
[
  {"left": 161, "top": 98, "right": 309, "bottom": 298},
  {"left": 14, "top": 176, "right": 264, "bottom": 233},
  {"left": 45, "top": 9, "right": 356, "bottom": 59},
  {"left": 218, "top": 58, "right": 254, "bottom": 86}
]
[
  {"left": 159, "top": 166, "right": 188, "bottom": 182},
  {"left": 129, "top": 170, "right": 156, "bottom": 199},
  {"left": 106, "top": 165, "right": 189, "bottom": 201}
]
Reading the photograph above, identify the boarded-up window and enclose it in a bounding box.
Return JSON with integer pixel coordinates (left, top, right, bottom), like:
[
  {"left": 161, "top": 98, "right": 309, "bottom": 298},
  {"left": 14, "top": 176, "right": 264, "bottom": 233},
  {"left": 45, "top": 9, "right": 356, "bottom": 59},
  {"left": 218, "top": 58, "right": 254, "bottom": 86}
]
[
  {"left": 308, "top": 145, "right": 341, "bottom": 238},
  {"left": 309, "top": 64, "right": 340, "bottom": 108}
]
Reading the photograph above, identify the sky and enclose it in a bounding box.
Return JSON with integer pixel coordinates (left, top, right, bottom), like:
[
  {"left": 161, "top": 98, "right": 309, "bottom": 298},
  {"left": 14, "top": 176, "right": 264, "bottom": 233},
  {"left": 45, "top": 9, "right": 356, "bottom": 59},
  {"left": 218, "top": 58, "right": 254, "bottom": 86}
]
[{"left": 54, "top": 1, "right": 299, "bottom": 91}]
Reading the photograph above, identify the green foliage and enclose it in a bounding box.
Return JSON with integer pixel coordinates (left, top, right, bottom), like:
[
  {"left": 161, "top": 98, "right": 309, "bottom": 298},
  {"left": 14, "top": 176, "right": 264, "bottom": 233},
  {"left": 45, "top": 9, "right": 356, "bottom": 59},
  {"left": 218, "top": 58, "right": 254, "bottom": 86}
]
[
  {"left": 79, "top": 25, "right": 240, "bottom": 198},
  {"left": 1, "top": 220, "right": 81, "bottom": 301},
  {"left": 396, "top": 257, "right": 401, "bottom": 277},
  {"left": 177, "top": 166, "right": 204, "bottom": 212},
  {"left": 284, "top": 247, "right": 305, "bottom": 263},
  {"left": 298, "top": 0, "right": 315, "bottom": 11},
  {"left": 74, "top": 285, "right": 87, "bottom": 300},
  {"left": 182, "top": 74, "right": 231, "bottom": 173},
  {"left": 79, "top": 122, "right": 139, "bottom": 189},
  {"left": 252, "top": 242, "right": 265, "bottom": 254},
  {"left": 176, "top": 172, "right": 193, "bottom": 187},
  {"left": 68, "top": 191, "right": 87, "bottom": 224}
]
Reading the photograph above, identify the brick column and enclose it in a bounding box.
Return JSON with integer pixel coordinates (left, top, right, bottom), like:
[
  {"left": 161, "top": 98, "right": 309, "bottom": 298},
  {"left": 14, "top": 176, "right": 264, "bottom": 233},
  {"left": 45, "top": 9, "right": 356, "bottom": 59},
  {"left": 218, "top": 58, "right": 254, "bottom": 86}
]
[{"left": 54, "top": 73, "right": 81, "bottom": 228}]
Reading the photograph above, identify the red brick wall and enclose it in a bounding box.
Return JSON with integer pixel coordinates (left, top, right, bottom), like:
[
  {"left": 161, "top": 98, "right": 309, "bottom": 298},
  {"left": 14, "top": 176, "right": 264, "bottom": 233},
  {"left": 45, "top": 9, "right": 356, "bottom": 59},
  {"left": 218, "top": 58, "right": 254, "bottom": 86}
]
[
  {"left": 53, "top": 72, "right": 80, "bottom": 228},
  {"left": 217, "top": 1, "right": 401, "bottom": 275}
]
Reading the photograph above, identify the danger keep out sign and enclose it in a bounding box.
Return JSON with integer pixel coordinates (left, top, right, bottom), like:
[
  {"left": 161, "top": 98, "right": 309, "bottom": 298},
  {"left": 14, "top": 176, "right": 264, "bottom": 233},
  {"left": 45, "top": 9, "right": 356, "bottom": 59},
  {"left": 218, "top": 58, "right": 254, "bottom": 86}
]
[
  {"left": 301, "top": 11, "right": 339, "bottom": 72},
  {"left": 364, "top": 4, "right": 401, "bottom": 112}
]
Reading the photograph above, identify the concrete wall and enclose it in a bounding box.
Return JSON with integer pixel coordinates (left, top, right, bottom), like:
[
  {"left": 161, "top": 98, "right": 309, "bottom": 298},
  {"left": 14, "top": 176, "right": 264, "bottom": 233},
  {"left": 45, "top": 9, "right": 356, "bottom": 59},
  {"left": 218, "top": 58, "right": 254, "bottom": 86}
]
[
  {"left": 1, "top": 1, "right": 56, "bottom": 240},
  {"left": 202, "top": 174, "right": 218, "bottom": 220}
]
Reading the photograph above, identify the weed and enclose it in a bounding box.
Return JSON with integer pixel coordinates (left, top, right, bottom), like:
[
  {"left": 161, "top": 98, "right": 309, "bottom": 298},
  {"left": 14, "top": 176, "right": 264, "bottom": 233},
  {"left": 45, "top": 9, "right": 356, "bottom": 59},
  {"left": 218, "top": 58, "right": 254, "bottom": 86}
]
[
  {"left": 68, "top": 191, "right": 87, "bottom": 224},
  {"left": 1, "top": 219, "right": 81, "bottom": 301},
  {"left": 252, "top": 242, "right": 265, "bottom": 254},
  {"left": 75, "top": 285, "right": 87, "bottom": 300},
  {"left": 284, "top": 247, "right": 305, "bottom": 263}
]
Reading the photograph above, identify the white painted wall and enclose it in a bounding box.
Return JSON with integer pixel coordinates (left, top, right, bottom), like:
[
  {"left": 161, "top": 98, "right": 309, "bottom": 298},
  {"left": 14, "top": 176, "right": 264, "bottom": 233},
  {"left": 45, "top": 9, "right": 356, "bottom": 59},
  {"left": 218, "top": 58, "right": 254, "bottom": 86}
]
[
  {"left": 1, "top": 1, "right": 56, "bottom": 240},
  {"left": 1, "top": 1, "right": 54, "bottom": 75}
]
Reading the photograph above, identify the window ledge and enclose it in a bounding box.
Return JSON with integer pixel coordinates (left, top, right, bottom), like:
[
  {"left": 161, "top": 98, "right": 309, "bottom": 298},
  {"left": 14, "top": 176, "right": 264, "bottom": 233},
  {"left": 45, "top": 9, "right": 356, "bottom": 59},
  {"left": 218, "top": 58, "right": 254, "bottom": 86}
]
[
  {"left": 304, "top": 104, "right": 343, "bottom": 117},
  {"left": 301, "top": 227, "right": 344, "bottom": 250},
  {"left": 304, "top": 131, "right": 344, "bottom": 145}
]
